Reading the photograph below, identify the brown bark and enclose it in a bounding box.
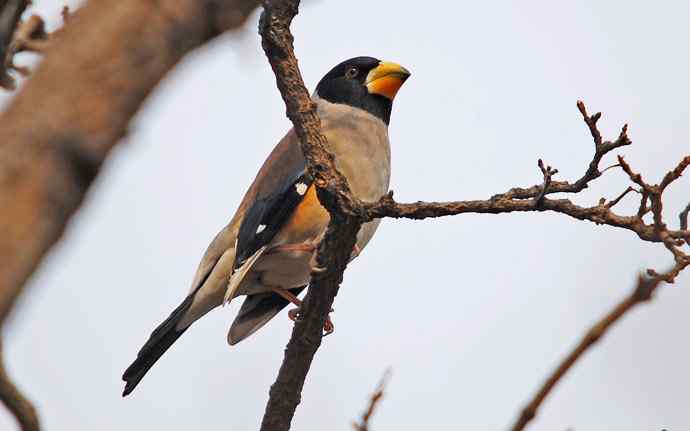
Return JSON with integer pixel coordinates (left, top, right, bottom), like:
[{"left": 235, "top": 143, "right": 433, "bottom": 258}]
[{"left": 258, "top": 1, "right": 363, "bottom": 430}]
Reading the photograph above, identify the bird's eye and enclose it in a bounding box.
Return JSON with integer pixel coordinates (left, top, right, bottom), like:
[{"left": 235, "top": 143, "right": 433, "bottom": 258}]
[{"left": 345, "top": 66, "right": 359, "bottom": 79}]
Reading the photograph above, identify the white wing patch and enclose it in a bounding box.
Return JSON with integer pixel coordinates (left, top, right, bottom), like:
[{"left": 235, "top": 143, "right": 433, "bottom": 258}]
[
  {"left": 256, "top": 224, "right": 266, "bottom": 234},
  {"left": 295, "top": 182, "right": 308, "bottom": 195}
]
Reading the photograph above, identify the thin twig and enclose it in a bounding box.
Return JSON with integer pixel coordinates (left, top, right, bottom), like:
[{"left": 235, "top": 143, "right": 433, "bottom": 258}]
[
  {"left": 534, "top": 159, "right": 558, "bottom": 206},
  {"left": 353, "top": 370, "right": 391, "bottom": 431},
  {"left": 604, "top": 186, "right": 637, "bottom": 209},
  {"left": 600, "top": 163, "right": 621, "bottom": 174},
  {"left": 510, "top": 275, "right": 663, "bottom": 431},
  {"left": 680, "top": 202, "right": 690, "bottom": 232}
]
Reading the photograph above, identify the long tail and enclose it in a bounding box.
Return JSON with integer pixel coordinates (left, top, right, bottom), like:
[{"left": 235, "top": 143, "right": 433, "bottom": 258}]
[{"left": 122, "top": 293, "right": 195, "bottom": 396}]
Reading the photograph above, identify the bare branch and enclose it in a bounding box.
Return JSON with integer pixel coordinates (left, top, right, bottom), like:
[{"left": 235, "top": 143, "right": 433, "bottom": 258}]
[
  {"left": 352, "top": 370, "right": 391, "bottom": 431},
  {"left": 660, "top": 155, "right": 690, "bottom": 191},
  {"left": 534, "top": 159, "right": 558, "bottom": 206},
  {"left": 258, "top": 1, "right": 363, "bottom": 429},
  {"left": 618, "top": 155, "right": 653, "bottom": 193},
  {"left": 364, "top": 103, "right": 689, "bottom": 284},
  {"left": 0, "top": 339, "right": 39, "bottom": 431},
  {"left": 510, "top": 275, "right": 663, "bottom": 431},
  {"left": 604, "top": 186, "right": 637, "bottom": 209},
  {"left": 680, "top": 202, "right": 690, "bottom": 231}
]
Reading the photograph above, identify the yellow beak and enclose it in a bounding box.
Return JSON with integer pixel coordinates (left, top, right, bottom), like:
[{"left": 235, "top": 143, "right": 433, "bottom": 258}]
[{"left": 365, "top": 61, "right": 411, "bottom": 100}]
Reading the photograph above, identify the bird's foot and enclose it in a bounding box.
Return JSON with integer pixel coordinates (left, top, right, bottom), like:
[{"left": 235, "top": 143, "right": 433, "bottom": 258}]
[
  {"left": 323, "top": 314, "right": 335, "bottom": 336},
  {"left": 287, "top": 306, "right": 335, "bottom": 336}
]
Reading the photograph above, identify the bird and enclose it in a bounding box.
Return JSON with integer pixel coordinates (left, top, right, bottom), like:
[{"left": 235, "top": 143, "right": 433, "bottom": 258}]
[{"left": 121, "top": 56, "right": 410, "bottom": 396}]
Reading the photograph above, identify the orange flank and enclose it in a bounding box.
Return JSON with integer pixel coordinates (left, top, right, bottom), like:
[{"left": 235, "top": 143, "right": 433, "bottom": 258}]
[{"left": 280, "top": 184, "right": 330, "bottom": 243}]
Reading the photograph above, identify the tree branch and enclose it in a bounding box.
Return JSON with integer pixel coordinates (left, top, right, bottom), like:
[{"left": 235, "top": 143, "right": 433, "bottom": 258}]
[
  {"left": 256, "top": 2, "right": 690, "bottom": 425},
  {"left": 0, "top": 339, "right": 39, "bottom": 431},
  {"left": 364, "top": 103, "right": 690, "bottom": 282},
  {"left": 258, "top": 1, "right": 363, "bottom": 430},
  {"left": 0, "top": 0, "right": 262, "bottom": 327},
  {"left": 510, "top": 275, "right": 663, "bottom": 431},
  {"left": 352, "top": 370, "right": 391, "bottom": 431}
]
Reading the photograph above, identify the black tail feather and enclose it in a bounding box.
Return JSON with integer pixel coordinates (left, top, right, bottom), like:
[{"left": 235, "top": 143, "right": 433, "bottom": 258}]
[{"left": 122, "top": 293, "right": 195, "bottom": 396}]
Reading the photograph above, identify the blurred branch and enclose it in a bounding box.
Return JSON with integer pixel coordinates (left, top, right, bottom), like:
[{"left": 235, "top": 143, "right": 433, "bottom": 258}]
[
  {"left": 353, "top": 370, "right": 391, "bottom": 431},
  {"left": 0, "top": 339, "right": 39, "bottom": 431},
  {"left": 510, "top": 275, "right": 663, "bottom": 431},
  {"left": 258, "top": 1, "right": 362, "bottom": 430}
]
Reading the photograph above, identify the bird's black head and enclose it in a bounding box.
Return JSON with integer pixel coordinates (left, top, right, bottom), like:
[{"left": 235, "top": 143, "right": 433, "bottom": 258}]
[{"left": 315, "top": 56, "right": 410, "bottom": 125}]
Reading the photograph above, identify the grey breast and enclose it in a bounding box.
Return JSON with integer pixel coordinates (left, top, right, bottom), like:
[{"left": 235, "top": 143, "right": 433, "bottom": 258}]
[
  {"left": 315, "top": 97, "right": 391, "bottom": 201},
  {"left": 315, "top": 97, "right": 391, "bottom": 253}
]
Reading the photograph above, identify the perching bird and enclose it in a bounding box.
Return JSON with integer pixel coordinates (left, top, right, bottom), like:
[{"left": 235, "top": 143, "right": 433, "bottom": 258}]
[{"left": 122, "top": 56, "right": 410, "bottom": 396}]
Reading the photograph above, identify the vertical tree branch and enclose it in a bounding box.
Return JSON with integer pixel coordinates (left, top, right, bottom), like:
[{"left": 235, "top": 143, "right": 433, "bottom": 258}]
[
  {"left": 0, "top": 339, "right": 39, "bottom": 431},
  {"left": 258, "top": 1, "right": 363, "bottom": 430}
]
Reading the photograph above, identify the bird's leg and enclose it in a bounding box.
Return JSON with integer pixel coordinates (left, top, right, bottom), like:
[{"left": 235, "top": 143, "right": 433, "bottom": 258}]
[
  {"left": 268, "top": 285, "right": 302, "bottom": 306},
  {"left": 268, "top": 285, "right": 334, "bottom": 335}
]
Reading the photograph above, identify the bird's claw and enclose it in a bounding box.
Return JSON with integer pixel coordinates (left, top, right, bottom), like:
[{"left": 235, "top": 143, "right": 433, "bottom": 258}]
[
  {"left": 288, "top": 307, "right": 301, "bottom": 321},
  {"left": 287, "top": 306, "right": 335, "bottom": 335},
  {"left": 322, "top": 316, "right": 335, "bottom": 336}
]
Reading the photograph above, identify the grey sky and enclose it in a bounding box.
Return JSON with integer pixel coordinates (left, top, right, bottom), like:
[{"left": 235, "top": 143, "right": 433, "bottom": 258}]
[{"left": 2, "top": 0, "right": 689, "bottom": 429}]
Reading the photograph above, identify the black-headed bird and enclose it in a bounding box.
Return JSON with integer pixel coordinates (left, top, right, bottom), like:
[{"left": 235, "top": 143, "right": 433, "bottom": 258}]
[{"left": 122, "top": 57, "right": 410, "bottom": 396}]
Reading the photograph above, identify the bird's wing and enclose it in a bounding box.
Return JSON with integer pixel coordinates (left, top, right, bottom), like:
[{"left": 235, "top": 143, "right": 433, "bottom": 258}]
[
  {"left": 233, "top": 168, "right": 311, "bottom": 268},
  {"left": 223, "top": 129, "right": 316, "bottom": 299},
  {"left": 186, "top": 129, "right": 307, "bottom": 296},
  {"left": 233, "top": 131, "right": 312, "bottom": 268}
]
